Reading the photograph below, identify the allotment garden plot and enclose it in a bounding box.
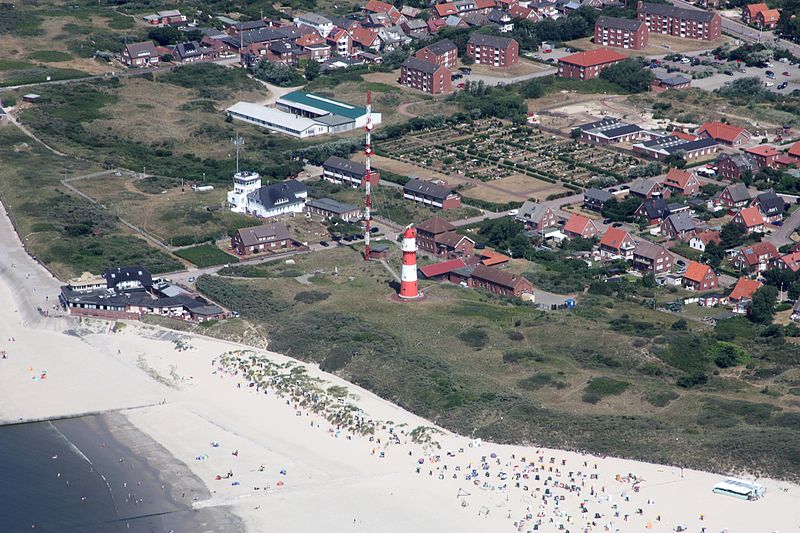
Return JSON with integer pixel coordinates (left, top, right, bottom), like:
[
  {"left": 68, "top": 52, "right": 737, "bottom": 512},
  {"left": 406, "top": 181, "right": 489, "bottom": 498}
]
[{"left": 374, "top": 121, "right": 643, "bottom": 204}]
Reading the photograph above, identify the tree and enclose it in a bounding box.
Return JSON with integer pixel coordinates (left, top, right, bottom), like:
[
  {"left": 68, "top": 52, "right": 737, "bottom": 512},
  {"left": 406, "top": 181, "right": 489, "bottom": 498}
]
[
  {"left": 252, "top": 60, "right": 304, "bottom": 87},
  {"left": 304, "top": 59, "right": 321, "bottom": 81},
  {"left": 702, "top": 241, "right": 726, "bottom": 268},
  {"left": 720, "top": 221, "right": 747, "bottom": 248},
  {"left": 748, "top": 285, "right": 778, "bottom": 324},
  {"left": 602, "top": 196, "right": 641, "bottom": 222},
  {"left": 664, "top": 152, "right": 687, "bottom": 169},
  {"left": 148, "top": 26, "right": 183, "bottom": 46},
  {"left": 599, "top": 58, "right": 654, "bottom": 93},
  {"left": 671, "top": 318, "right": 688, "bottom": 331}
]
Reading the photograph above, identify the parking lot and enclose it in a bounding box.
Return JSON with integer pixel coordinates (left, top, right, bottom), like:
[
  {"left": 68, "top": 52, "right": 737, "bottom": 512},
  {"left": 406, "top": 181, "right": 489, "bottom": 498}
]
[{"left": 654, "top": 53, "right": 800, "bottom": 94}]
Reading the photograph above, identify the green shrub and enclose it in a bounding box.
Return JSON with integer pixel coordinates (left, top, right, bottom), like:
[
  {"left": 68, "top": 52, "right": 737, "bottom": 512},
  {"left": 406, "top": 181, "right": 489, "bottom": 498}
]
[
  {"left": 584, "top": 377, "right": 630, "bottom": 397},
  {"left": 175, "top": 245, "right": 237, "bottom": 267},
  {"left": 502, "top": 349, "right": 544, "bottom": 363},
  {"left": 457, "top": 327, "right": 488, "bottom": 349},
  {"left": 294, "top": 290, "right": 330, "bottom": 304},
  {"left": 518, "top": 372, "right": 567, "bottom": 391},
  {"left": 645, "top": 390, "right": 679, "bottom": 407}
]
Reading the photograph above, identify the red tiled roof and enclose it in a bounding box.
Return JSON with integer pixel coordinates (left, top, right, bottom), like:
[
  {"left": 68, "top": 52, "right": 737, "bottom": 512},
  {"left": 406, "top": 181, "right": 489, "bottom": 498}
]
[
  {"left": 697, "top": 121, "right": 747, "bottom": 143},
  {"left": 599, "top": 227, "right": 631, "bottom": 249},
  {"left": 508, "top": 4, "right": 535, "bottom": 18},
  {"left": 693, "top": 230, "right": 720, "bottom": 245},
  {"left": 417, "top": 216, "right": 456, "bottom": 235},
  {"left": 729, "top": 277, "right": 762, "bottom": 301},
  {"left": 745, "top": 2, "right": 768, "bottom": 17},
  {"left": 563, "top": 214, "right": 594, "bottom": 235},
  {"left": 758, "top": 8, "right": 780, "bottom": 23},
  {"left": 559, "top": 48, "right": 626, "bottom": 68},
  {"left": 351, "top": 26, "right": 379, "bottom": 46},
  {"left": 435, "top": 2, "right": 459, "bottom": 16},
  {"left": 672, "top": 131, "right": 699, "bottom": 142},
  {"left": 480, "top": 249, "right": 511, "bottom": 266},
  {"left": 683, "top": 261, "right": 712, "bottom": 283},
  {"left": 470, "top": 264, "right": 528, "bottom": 290},
  {"left": 475, "top": 0, "right": 496, "bottom": 8},
  {"left": 296, "top": 33, "right": 325, "bottom": 46},
  {"left": 736, "top": 242, "right": 779, "bottom": 265},
  {"left": 428, "top": 18, "right": 446, "bottom": 32},
  {"left": 663, "top": 167, "right": 693, "bottom": 189},
  {"left": 775, "top": 155, "right": 799, "bottom": 166},
  {"left": 788, "top": 141, "right": 800, "bottom": 157},
  {"left": 365, "top": 0, "right": 396, "bottom": 13},
  {"left": 777, "top": 251, "right": 800, "bottom": 271},
  {"left": 736, "top": 206, "right": 765, "bottom": 227},
  {"left": 745, "top": 145, "right": 781, "bottom": 157},
  {"left": 419, "top": 258, "right": 467, "bottom": 278}
]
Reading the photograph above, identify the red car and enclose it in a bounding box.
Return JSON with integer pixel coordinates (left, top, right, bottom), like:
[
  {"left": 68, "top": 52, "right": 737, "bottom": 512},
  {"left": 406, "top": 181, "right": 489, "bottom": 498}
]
[
  {"left": 457, "top": 82, "right": 465, "bottom": 89},
  {"left": 783, "top": 71, "right": 791, "bottom": 76}
]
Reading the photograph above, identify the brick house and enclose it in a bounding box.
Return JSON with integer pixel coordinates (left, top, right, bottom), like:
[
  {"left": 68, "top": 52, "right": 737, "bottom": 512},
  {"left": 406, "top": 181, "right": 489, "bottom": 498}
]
[
  {"left": 742, "top": 2, "right": 768, "bottom": 23},
  {"left": 731, "top": 242, "right": 780, "bottom": 272},
  {"left": 583, "top": 188, "right": 614, "bottom": 212},
  {"left": 632, "top": 240, "right": 674, "bottom": 273},
  {"left": 557, "top": 48, "right": 627, "bottom": 80},
  {"left": 634, "top": 197, "right": 670, "bottom": 225},
  {"left": 403, "top": 179, "right": 461, "bottom": 209},
  {"left": 745, "top": 145, "right": 781, "bottom": 169},
  {"left": 416, "top": 216, "right": 475, "bottom": 258},
  {"left": 322, "top": 156, "right": 380, "bottom": 188},
  {"left": 594, "top": 16, "right": 648, "bottom": 50},
  {"left": 729, "top": 277, "right": 762, "bottom": 304},
  {"left": 326, "top": 27, "right": 354, "bottom": 57},
  {"left": 715, "top": 153, "right": 757, "bottom": 181},
  {"left": 466, "top": 35, "right": 518, "bottom": 67},
  {"left": 731, "top": 206, "right": 765, "bottom": 234},
  {"left": 467, "top": 264, "right": 532, "bottom": 297},
  {"left": 515, "top": 201, "right": 557, "bottom": 231},
  {"left": 717, "top": 183, "right": 752, "bottom": 209},
  {"left": 638, "top": 2, "right": 721, "bottom": 40},
  {"left": 772, "top": 251, "right": 800, "bottom": 272},
  {"left": 296, "top": 33, "right": 331, "bottom": 62},
  {"left": 682, "top": 261, "right": 718, "bottom": 291},
  {"left": 629, "top": 178, "right": 667, "bottom": 199},
  {"left": 415, "top": 38, "right": 458, "bottom": 69},
  {"left": 400, "top": 57, "right": 452, "bottom": 94},
  {"left": 563, "top": 214, "right": 599, "bottom": 239},
  {"left": 661, "top": 168, "right": 701, "bottom": 196},
  {"left": 660, "top": 211, "right": 697, "bottom": 241},
  {"left": 122, "top": 41, "right": 160, "bottom": 67},
  {"left": 756, "top": 8, "right": 780, "bottom": 28},
  {"left": 696, "top": 122, "right": 750, "bottom": 146},
  {"left": 599, "top": 228, "right": 637, "bottom": 260},
  {"left": 172, "top": 41, "right": 219, "bottom": 62},
  {"left": 231, "top": 223, "right": 296, "bottom": 255},
  {"left": 751, "top": 191, "right": 786, "bottom": 223}
]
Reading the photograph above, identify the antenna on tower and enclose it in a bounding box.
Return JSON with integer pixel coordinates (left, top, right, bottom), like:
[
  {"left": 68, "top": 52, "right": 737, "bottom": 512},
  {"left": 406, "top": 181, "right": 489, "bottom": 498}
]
[
  {"left": 231, "top": 134, "right": 244, "bottom": 174},
  {"left": 364, "top": 91, "right": 373, "bottom": 261}
]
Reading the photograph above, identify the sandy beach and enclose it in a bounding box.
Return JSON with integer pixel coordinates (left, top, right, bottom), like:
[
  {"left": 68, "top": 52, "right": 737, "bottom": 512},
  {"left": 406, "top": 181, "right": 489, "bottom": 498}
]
[{"left": 0, "top": 200, "right": 798, "bottom": 532}]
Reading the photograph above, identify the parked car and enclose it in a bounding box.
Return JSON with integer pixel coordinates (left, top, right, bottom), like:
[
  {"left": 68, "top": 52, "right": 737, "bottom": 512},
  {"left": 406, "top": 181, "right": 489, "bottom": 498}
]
[
  {"left": 766, "top": 70, "right": 775, "bottom": 78},
  {"left": 451, "top": 73, "right": 463, "bottom": 80},
  {"left": 612, "top": 222, "right": 623, "bottom": 228},
  {"left": 369, "top": 226, "right": 379, "bottom": 233},
  {"left": 319, "top": 240, "right": 329, "bottom": 247},
  {"left": 457, "top": 82, "right": 465, "bottom": 89},
  {"left": 774, "top": 220, "right": 784, "bottom": 226},
  {"left": 784, "top": 71, "right": 791, "bottom": 76},
  {"left": 508, "top": 209, "right": 519, "bottom": 216},
  {"left": 459, "top": 67, "right": 471, "bottom": 74},
  {"left": 187, "top": 276, "right": 196, "bottom": 283},
  {"left": 474, "top": 242, "right": 486, "bottom": 249},
  {"left": 766, "top": 81, "right": 775, "bottom": 87},
  {"left": 723, "top": 70, "right": 734, "bottom": 76},
  {"left": 778, "top": 82, "right": 788, "bottom": 90}
]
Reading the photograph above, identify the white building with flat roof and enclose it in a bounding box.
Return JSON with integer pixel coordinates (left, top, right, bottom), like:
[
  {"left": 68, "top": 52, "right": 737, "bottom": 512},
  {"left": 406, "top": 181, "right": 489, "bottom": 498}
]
[{"left": 226, "top": 102, "right": 329, "bottom": 138}]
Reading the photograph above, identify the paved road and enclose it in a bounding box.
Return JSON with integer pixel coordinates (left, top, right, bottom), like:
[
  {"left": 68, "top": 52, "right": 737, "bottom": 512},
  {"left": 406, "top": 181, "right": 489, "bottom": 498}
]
[
  {"left": 768, "top": 204, "right": 800, "bottom": 246},
  {"left": 464, "top": 65, "right": 557, "bottom": 87}
]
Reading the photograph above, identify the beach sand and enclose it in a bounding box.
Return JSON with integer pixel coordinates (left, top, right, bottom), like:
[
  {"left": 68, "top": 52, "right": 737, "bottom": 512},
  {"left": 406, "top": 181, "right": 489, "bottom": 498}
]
[{"left": 0, "top": 201, "right": 798, "bottom": 532}]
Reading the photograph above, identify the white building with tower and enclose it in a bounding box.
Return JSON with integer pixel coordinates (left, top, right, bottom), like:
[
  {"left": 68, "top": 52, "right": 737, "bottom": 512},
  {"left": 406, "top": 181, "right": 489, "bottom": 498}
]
[{"left": 228, "top": 171, "right": 262, "bottom": 213}]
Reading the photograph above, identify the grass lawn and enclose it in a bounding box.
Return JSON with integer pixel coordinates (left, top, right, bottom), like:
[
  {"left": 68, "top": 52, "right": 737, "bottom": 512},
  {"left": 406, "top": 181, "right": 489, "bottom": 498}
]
[
  {"left": 0, "top": 127, "right": 181, "bottom": 279},
  {"left": 175, "top": 244, "right": 238, "bottom": 268},
  {"left": 193, "top": 246, "right": 800, "bottom": 482},
  {"left": 28, "top": 50, "right": 73, "bottom": 62},
  {"left": 669, "top": 242, "right": 703, "bottom": 261}
]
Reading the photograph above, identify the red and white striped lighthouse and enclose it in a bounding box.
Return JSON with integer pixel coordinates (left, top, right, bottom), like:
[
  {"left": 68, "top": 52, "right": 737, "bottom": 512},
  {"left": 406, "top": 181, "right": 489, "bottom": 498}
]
[{"left": 399, "top": 225, "right": 420, "bottom": 299}]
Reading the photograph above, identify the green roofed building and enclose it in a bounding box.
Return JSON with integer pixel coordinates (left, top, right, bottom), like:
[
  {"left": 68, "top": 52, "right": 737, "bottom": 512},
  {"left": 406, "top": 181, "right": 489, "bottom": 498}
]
[{"left": 276, "top": 91, "right": 381, "bottom": 129}]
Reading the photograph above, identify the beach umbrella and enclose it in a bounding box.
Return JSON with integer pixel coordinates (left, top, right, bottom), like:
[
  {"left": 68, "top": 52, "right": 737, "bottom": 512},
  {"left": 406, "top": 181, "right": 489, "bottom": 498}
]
[
  {"left": 276, "top": 480, "right": 284, "bottom": 487},
  {"left": 418, "top": 459, "right": 424, "bottom": 464},
  {"left": 490, "top": 453, "right": 497, "bottom": 458}
]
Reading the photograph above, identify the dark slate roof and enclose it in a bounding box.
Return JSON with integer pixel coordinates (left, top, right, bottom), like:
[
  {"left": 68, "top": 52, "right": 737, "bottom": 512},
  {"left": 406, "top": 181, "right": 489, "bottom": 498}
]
[
  {"left": 665, "top": 211, "right": 695, "bottom": 232},
  {"left": 249, "top": 179, "right": 307, "bottom": 211},
  {"left": 103, "top": 266, "right": 153, "bottom": 291},
  {"left": 755, "top": 191, "right": 786, "bottom": 214},
  {"left": 578, "top": 117, "right": 620, "bottom": 131},
  {"left": 634, "top": 240, "right": 669, "bottom": 260},
  {"left": 639, "top": 2, "right": 716, "bottom": 23},
  {"left": 667, "top": 137, "right": 717, "bottom": 154},
  {"left": 323, "top": 155, "right": 366, "bottom": 175},
  {"left": 467, "top": 34, "right": 516, "bottom": 48},
  {"left": 584, "top": 188, "right": 613, "bottom": 202},
  {"left": 487, "top": 9, "right": 511, "bottom": 23},
  {"left": 125, "top": 41, "right": 158, "bottom": 57},
  {"left": 174, "top": 41, "right": 208, "bottom": 58},
  {"left": 404, "top": 178, "right": 455, "bottom": 200},
  {"left": 416, "top": 216, "right": 456, "bottom": 234},
  {"left": 240, "top": 27, "right": 298, "bottom": 46},
  {"left": 639, "top": 197, "right": 669, "bottom": 219},
  {"left": 402, "top": 56, "right": 441, "bottom": 74},
  {"left": 235, "top": 223, "right": 292, "bottom": 247},
  {"left": 656, "top": 73, "right": 691, "bottom": 86},
  {"left": 306, "top": 197, "right": 360, "bottom": 215},
  {"left": 61, "top": 287, "right": 223, "bottom": 314},
  {"left": 596, "top": 15, "right": 643, "bottom": 31},
  {"left": 232, "top": 20, "right": 269, "bottom": 31},
  {"left": 601, "top": 124, "right": 644, "bottom": 138},
  {"left": 425, "top": 38, "right": 457, "bottom": 55},
  {"left": 269, "top": 39, "right": 303, "bottom": 55},
  {"left": 726, "top": 183, "right": 751, "bottom": 203},
  {"left": 470, "top": 264, "right": 528, "bottom": 290},
  {"left": 718, "top": 153, "right": 757, "bottom": 170}
]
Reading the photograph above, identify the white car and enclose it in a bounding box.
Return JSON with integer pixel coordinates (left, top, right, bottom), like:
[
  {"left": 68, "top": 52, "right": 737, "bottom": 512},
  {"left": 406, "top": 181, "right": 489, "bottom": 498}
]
[
  {"left": 765, "top": 82, "right": 775, "bottom": 87},
  {"left": 507, "top": 209, "right": 519, "bottom": 216}
]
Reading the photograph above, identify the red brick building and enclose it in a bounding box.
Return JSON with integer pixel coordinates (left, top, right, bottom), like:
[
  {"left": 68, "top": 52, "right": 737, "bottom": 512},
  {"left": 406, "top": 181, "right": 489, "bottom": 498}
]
[
  {"left": 400, "top": 57, "right": 452, "bottom": 94},
  {"left": 745, "top": 145, "right": 781, "bottom": 169},
  {"left": 415, "top": 38, "right": 458, "bottom": 69},
  {"left": 403, "top": 178, "right": 461, "bottom": 209},
  {"left": 563, "top": 214, "right": 600, "bottom": 239},
  {"left": 415, "top": 216, "right": 474, "bottom": 257},
  {"left": 632, "top": 241, "right": 674, "bottom": 273},
  {"left": 599, "top": 228, "right": 637, "bottom": 260},
  {"left": 557, "top": 48, "right": 627, "bottom": 80},
  {"left": 743, "top": 3, "right": 780, "bottom": 28},
  {"left": 466, "top": 34, "right": 518, "bottom": 67},
  {"left": 682, "top": 261, "right": 718, "bottom": 291},
  {"left": 638, "top": 2, "right": 721, "bottom": 41},
  {"left": 742, "top": 2, "right": 768, "bottom": 23},
  {"left": 594, "top": 16, "right": 648, "bottom": 50},
  {"left": 732, "top": 242, "right": 780, "bottom": 272},
  {"left": 467, "top": 264, "right": 532, "bottom": 297},
  {"left": 697, "top": 121, "right": 751, "bottom": 146},
  {"left": 231, "top": 223, "right": 296, "bottom": 255},
  {"left": 661, "top": 168, "right": 701, "bottom": 196}
]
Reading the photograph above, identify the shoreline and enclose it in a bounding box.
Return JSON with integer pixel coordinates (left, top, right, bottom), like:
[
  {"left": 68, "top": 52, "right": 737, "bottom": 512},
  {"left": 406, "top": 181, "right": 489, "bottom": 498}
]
[{"left": 0, "top": 196, "right": 799, "bottom": 531}]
